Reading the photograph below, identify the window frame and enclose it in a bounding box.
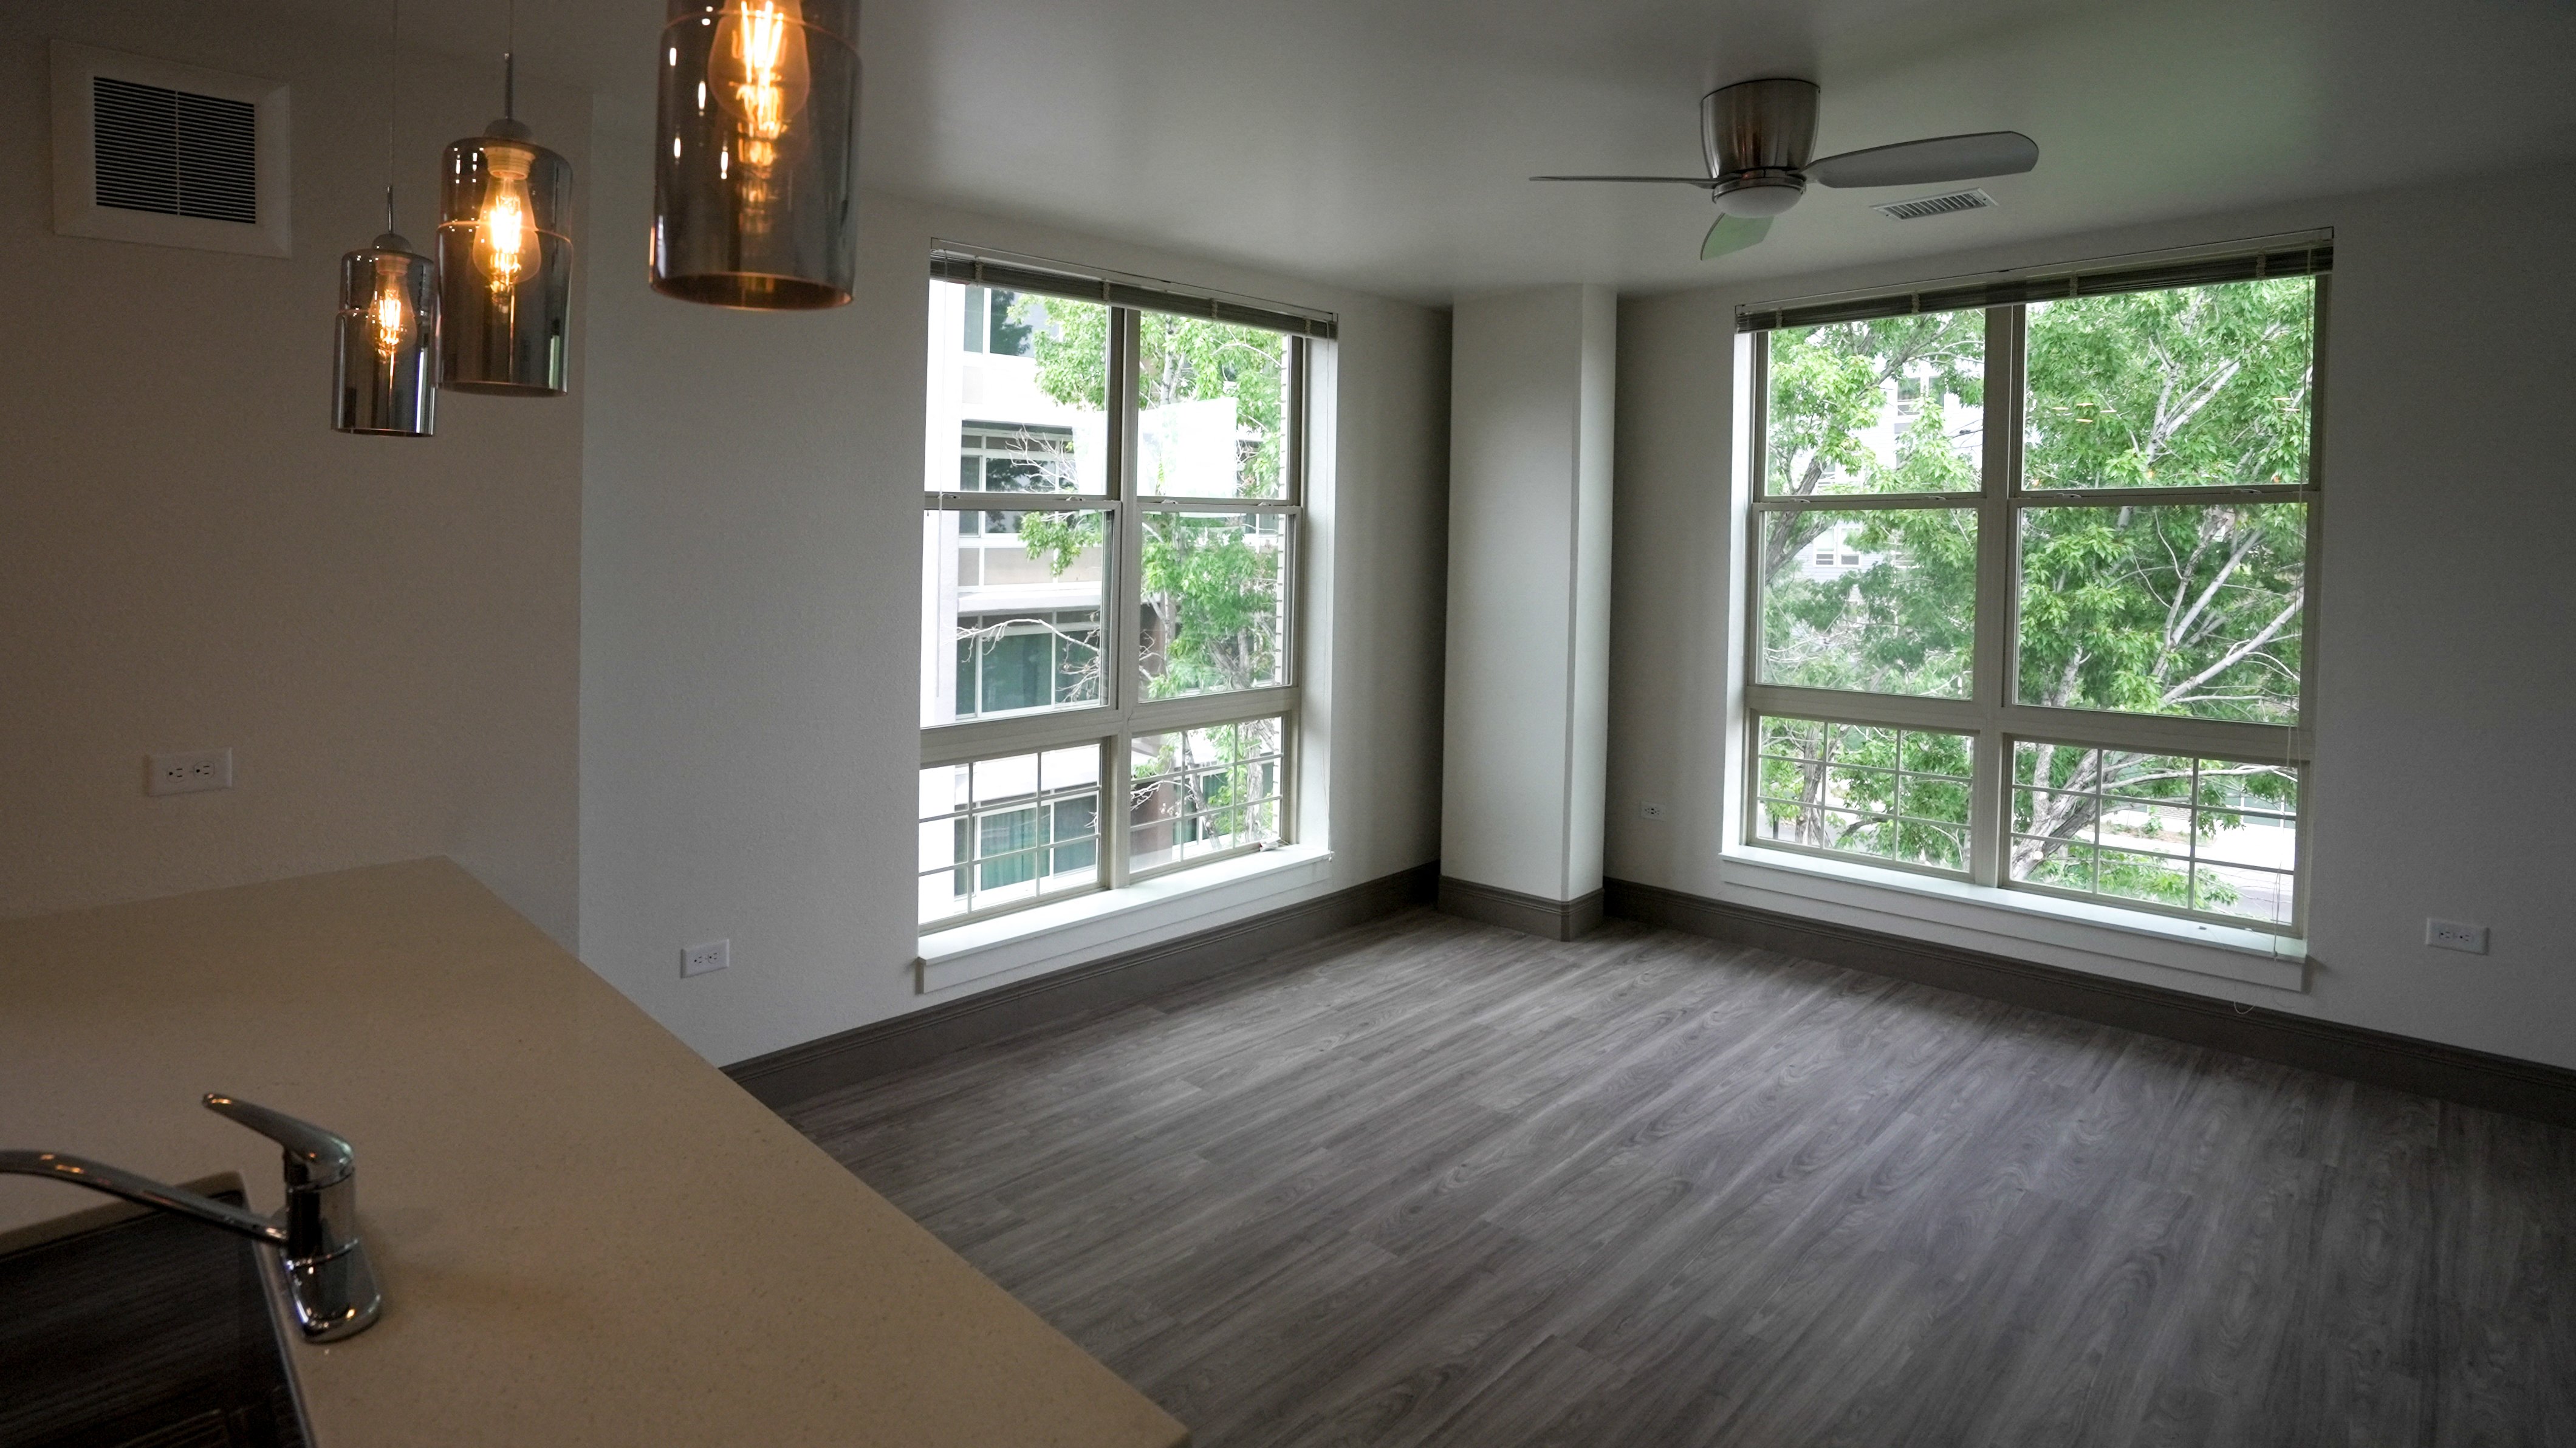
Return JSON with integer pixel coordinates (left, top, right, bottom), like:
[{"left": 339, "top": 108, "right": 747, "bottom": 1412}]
[
  {"left": 1740, "top": 280, "right": 2326, "bottom": 935},
  {"left": 923, "top": 301, "right": 1309, "bottom": 931}
]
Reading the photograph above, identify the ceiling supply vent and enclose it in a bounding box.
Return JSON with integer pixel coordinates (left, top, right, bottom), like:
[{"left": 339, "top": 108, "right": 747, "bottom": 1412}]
[
  {"left": 1872, "top": 189, "right": 1996, "bottom": 222},
  {"left": 51, "top": 41, "right": 291, "bottom": 257},
  {"left": 92, "top": 77, "right": 261, "bottom": 224}
]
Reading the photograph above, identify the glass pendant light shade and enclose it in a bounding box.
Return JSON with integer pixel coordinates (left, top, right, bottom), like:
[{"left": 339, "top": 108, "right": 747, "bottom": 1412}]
[
  {"left": 437, "top": 120, "right": 574, "bottom": 394},
  {"left": 652, "top": 0, "right": 859, "bottom": 309},
  {"left": 333, "top": 233, "right": 439, "bottom": 435}
]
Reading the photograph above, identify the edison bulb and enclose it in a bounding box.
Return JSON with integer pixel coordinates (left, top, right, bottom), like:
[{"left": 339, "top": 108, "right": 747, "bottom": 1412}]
[
  {"left": 371, "top": 273, "right": 411, "bottom": 357},
  {"left": 473, "top": 144, "right": 543, "bottom": 295},
  {"left": 710, "top": 0, "right": 810, "bottom": 156}
]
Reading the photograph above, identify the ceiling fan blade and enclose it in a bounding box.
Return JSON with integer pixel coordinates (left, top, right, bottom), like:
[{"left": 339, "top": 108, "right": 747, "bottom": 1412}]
[
  {"left": 1532, "top": 174, "right": 1721, "bottom": 186},
  {"left": 1806, "top": 132, "right": 2038, "bottom": 189},
  {"left": 1702, "top": 213, "right": 1772, "bottom": 260}
]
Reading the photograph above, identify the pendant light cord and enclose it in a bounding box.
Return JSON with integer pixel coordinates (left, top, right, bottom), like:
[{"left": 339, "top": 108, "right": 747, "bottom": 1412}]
[
  {"left": 503, "top": 0, "right": 516, "bottom": 122},
  {"left": 382, "top": 0, "right": 400, "bottom": 234}
]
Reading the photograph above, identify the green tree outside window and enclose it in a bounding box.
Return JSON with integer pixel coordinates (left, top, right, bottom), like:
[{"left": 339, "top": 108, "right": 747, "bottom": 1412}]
[{"left": 1759, "top": 279, "right": 2312, "bottom": 917}]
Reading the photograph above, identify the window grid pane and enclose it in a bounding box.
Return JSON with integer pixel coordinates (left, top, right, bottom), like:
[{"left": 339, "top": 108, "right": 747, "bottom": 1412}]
[
  {"left": 917, "top": 748, "right": 1103, "bottom": 926},
  {"left": 1135, "top": 316, "right": 1290, "bottom": 499},
  {"left": 2022, "top": 279, "right": 2315, "bottom": 491},
  {"left": 1129, "top": 717, "right": 1286, "bottom": 876},
  {"left": 2015, "top": 502, "right": 2307, "bottom": 727},
  {"left": 1752, "top": 717, "right": 1974, "bottom": 875},
  {"left": 2007, "top": 744, "right": 2298, "bottom": 929},
  {"left": 927, "top": 282, "right": 1112, "bottom": 498},
  {"left": 1759, "top": 508, "right": 1978, "bottom": 700},
  {"left": 1140, "top": 510, "right": 1289, "bottom": 700},
  {"left": 923, "top": 507, "right": 1109, "bottom": 728},
  {"left": 1764, "top": 312, "right": 1985, "bottom": 499}
]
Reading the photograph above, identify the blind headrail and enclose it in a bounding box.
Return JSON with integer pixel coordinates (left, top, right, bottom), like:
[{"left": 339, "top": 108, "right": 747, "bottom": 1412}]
[
  {"left": 930, "top": 243, "right": 1338, "bottom": 339},
  {"left": 1736, "top": 230, "right": 2333, "bottom": 333}
]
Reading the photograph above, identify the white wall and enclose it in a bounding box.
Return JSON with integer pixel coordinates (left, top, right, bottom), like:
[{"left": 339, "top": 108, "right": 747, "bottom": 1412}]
[
  {"left": 1440, "top": 286, "right": 1615, "bottom": 904},
  {"left": 1609, "top": 162, "right": 2576, "bottom": 1070},
  {"left": 0, "top": 1, "right": 583, "bottom": 942},
  {"left": 577, "top": 100, "right": 1451, "bottom": 1066}
]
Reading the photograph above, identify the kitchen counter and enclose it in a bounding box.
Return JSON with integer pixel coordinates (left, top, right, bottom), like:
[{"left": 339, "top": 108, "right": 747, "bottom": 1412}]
[{"left": 0, "top": 859, "right": 1188, "bottom": 1447}]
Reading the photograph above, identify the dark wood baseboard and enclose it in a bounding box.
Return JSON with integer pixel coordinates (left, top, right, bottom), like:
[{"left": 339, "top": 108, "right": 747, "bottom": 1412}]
[
  {"left": 725, "top": 861, "right": 1440, "bottom": 1108},
  {"left": 1605, "top": 876, "right": 2576, "bottom": 1130},
  {"left": 1437, "top": 876, "right": 1604, "bottom": 941}
]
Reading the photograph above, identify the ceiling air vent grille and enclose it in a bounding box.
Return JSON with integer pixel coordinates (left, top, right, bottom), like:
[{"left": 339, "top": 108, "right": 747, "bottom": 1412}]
[
  {"left": 93, "top": 75, "right": 259, "bottom": 224},
  {"left": 1872, "top": 189, "right": 1995, "bottom": 222}
]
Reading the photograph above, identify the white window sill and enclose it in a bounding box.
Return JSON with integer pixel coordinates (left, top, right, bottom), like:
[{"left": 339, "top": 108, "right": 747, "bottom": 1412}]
[
  {"left": 917, "top": 844, "right": 1336, "bottom": 995},
  {"left": 1717, "top": 846, "right": 2307, "bottom": 993}
]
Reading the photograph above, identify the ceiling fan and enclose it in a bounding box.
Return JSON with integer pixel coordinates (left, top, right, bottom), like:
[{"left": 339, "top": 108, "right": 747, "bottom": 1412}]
[{"left": 1535, "top": 78, "right": 2038, "bottom": 259}]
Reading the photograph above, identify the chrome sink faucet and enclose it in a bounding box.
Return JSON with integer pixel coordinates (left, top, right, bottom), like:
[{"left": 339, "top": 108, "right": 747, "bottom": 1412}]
[{"left": 1, "top": 1094, "right": 383, "bottom": 1340}]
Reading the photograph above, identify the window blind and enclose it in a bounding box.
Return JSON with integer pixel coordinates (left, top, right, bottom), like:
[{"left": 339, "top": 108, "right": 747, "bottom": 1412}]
[
  {"left": 1736, "top": 239, "right": 2332, "bottom": 333},
  {"left": 931, "top": 247, "right": 1337, "bottom": 339}
]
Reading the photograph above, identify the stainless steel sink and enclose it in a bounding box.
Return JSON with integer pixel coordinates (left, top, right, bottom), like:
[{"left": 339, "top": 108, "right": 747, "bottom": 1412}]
[{"left": 0, "top": 1186, "right": 311, "bottom": 1448}]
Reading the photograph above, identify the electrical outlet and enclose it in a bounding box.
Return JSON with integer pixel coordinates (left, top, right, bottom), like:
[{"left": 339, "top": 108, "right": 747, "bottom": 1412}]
[
  {"left": 2425, "top": 918, "right": 2488, "bottom": 955},
  {"left": 1639, "top": 801, "right": 1666, "bottom": 821},
  {"left": 146, "top": 748, "right": 232, "bottom": 796},
  {"left": 681, "top": 940, "right": 730, "bottom": 977}
]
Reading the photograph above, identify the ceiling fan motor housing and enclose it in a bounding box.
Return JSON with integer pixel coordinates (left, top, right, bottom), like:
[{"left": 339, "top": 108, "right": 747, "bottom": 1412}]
[
  {"left": 1704, "top": 78, "right": 1818, "bottom": 216},
  {"left": 1713, "top": 171, "right": 1806, "bottom": 216}
]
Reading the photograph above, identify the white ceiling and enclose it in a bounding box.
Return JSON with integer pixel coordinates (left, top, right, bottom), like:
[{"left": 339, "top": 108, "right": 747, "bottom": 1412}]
[{"left": 347, "top": 0, "right": 2576, "bottom": 304}]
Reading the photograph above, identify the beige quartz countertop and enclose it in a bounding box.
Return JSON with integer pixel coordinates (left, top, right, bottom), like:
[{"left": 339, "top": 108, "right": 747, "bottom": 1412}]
[{"left": 0, "top": 859, "right": 1188, "bottom": 1448}]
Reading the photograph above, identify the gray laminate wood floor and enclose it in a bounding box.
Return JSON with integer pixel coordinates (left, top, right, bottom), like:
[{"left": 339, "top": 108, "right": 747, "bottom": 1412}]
[{"left": 784, "top": 910, "right": 2576, "bottom": 1447}]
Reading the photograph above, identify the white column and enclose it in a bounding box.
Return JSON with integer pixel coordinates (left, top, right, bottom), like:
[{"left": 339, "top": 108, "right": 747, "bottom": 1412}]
[{"left": 1439, "top": 285, "right": 1615, "bottom": 939}]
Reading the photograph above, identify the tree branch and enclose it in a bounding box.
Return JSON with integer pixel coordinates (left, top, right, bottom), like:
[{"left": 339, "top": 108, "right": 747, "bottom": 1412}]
[
  {"left": 2163, "top": 524, "right": 2262, "bottom": 664},
  {"left": 2160, "top": 588, "right": 2304, "bottom": 705}
]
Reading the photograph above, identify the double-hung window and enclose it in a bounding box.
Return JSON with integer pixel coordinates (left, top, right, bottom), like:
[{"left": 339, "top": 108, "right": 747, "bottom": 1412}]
[
  {"left": 918, "top": 251, "right": 1326, "bottom": 930},
  {"left": 1740, "top": 242, "right": 2328, "bottom": 935}
]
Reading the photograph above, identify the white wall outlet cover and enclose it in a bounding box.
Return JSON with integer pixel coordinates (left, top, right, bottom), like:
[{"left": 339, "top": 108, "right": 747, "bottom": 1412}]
[
  {"left": 681, "top": 940, "right": 730, "bottom": 977},
  {"left": 146, "top": 748, "right": 232, "bottom": 796},
  {"left": 2425, "top": 918, "right": 2489, "bottom": 954}
]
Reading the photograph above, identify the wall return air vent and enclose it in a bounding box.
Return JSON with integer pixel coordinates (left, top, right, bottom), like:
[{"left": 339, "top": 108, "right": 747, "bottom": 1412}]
[
  {"left": 1872, "top": 189, "right": 1995, "bottom": 222},
  {"left": 93, "top": 77, "right": 259, "bottom": 223},
  {"left": 50, "top": 41, "right": 292, "bottom": 257}
]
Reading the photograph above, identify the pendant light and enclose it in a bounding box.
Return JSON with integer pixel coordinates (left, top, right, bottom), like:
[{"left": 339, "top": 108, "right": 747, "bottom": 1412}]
[
  {"left": 438, "top": 2, "right": 575, "bottom": 394},
  {"left": 334, "top": 0, "right": 437, "bottom": 436},
  {"left": 651, "top": 0, "right": 860, "bottom": 309}
]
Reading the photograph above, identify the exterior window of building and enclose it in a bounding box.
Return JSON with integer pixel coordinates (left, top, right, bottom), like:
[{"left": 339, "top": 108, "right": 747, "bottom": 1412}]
[
  {"left": 920, "top": 266, "right": 1312, "bottom": 929},
  {"left": 1742, "top": 261, "right": 2322, "bottom": 934}
]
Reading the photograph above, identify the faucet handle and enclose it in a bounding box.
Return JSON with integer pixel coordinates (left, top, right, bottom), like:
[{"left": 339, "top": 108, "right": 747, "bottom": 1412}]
[
  {"left": 203, "top": 1094, "right": 380, "bottom": 1340},
  {"left": 203, "top": 1095, "right": 354, "bottom": 1189}
]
